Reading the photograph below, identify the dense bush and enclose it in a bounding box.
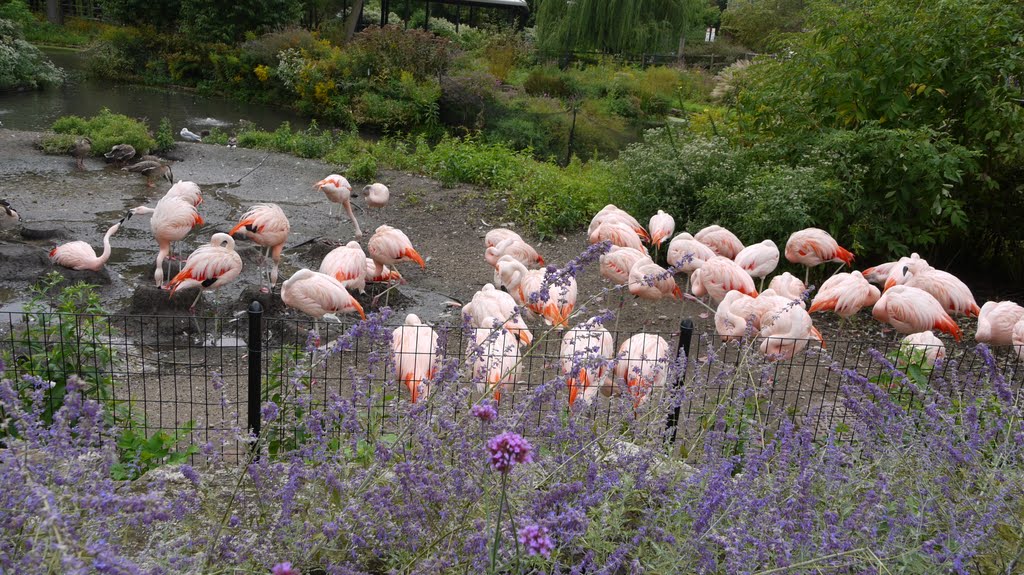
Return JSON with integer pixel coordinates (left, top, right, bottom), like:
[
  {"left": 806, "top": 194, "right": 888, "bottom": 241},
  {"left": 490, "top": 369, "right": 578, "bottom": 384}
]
[
  {"left": 523, "top": 67, "right": 575, "bottom": 98},
  {"left": 46, "top": 109, "right": 156, "bottom": 155},
  {"left": 349, "top": 25, "right": 452, "bottom": 82},
  {"left": 0, "top": 14, "right": 64, "bottom": 90},
  {"left": 438, "top": 70, "right": 501, "bottom": 128}
]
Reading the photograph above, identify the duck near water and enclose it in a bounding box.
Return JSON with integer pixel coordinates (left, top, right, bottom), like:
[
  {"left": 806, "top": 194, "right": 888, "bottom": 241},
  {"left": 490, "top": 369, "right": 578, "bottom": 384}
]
[
  {"left": 123, "top": 159, "right": 173, "bottom": 187},
  {"left": 104, "top": 144, "right": 136, "bottom": 165},
  {"left": 72, "top": 137, "right": 91, "bottom": 170}
]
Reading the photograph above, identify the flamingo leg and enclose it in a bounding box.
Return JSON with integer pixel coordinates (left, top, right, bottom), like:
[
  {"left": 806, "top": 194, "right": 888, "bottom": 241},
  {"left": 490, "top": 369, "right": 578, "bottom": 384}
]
[
  {"left": 189, "top": 287, "right": 203, "bottom": 310},
  {"left": 804, "top": 267, "right": 810, "bottom": 288},
  {"left": 758, "top": 276, "right": 765, "bottom": 293}
]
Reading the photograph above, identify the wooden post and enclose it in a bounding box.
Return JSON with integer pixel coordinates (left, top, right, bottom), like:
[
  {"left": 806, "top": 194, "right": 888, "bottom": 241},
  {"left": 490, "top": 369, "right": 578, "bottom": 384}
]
[{"left": 46, "top": 0, "right": 63, "bottom": 24}]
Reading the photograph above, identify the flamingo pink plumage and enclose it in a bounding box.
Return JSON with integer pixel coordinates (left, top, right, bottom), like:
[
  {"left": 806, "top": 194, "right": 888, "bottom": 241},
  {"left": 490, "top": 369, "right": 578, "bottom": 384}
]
[
  {"left": 130, "top": 195, "right": 204, "bottom": 286},
  {"left": 462, "top": 283, "right": 533, "bottom": 346},
  {"left": 785, "top": 228, "right": 855, "bottom": 275},
  {"left": 164, "top": 180, "right": 203, "bottom": 206},
  {"left": 734, "top": 239, "right": 779, "bottom": 289},
  {"left": 391, "top": 313, "right": 438, "bottom": 403},
  {"left": 690, "top": 255, "right": 758, "bottom": 304},
  {"left": 975, "top": 301, "right": 1024, "bottom": 345},
  {"left": 229, "top": 203, "right": 290, "bottom": 289},
  {"left": 319, "top": 241, "right": 367, "bottom": 294},
  {"left": 49, "top": 215, "right": 129, "bottom": 271},
  {"left": 496, "top": 256, "right": 577, "bottom": 328},
  {"left": 560, "top": 320, "right": 614, "bottom": 407},
  {"left": 588, "top": 205, "right": 650, "bottom": 243},
  {"left": 364, "top": 257, "right": 403, "bottom": 284},
  {"left": 808, "top": 271, "right": 880, "bottom": 318},
  {"left": 628, "top": 257, "right": 682, "bottom": 301},
  {"left": 714, "top": 290, "right": 760, "bottom": 341},
  {"left": 871, "top": 285, "right": 962, "bottom": 341},
  {"left": 484, "top": 237, "right": 544, "bottom": 269},
  {"left": 1012, "top": 321, "right": 1024, "bottom": 360},
  {"left": 612, "top": 333, "right": 670, "bottom": 408},
  {"left": 364, "top": 183, "right": 390, "bottom": 210},
  {"left": 280, "top": 268, "right": 366, "bottom": 320},
  {"left": 767, "top": 272, "right": 807, "bottom": 304},
  {"left": 589, "top": 221, "right": 645, "bottom": 252},
  {"left": 883, "top": 261, "right": 979, "bottom": 317},
  {"left": 469, "top": 318, "right": 522, "bottom": 402},
  {"left": 647, "top": 210, "right": 675, "bottom": 246},
  {"left": 166, "top": 233, "right": 243, "bottom": 309},
  {"left": 485, "top": 228, "right": 523, "bottom": 249},
  {"left": 694, "top": 225, "right": 744, "bottom": 259},
  {"left": 599, "top": 245, "right": 648, "bottom": 286},
  {"left": 862, "top": 253, "right": 926, "bottom": 286},
  {"left": 666, "top": 232, "right": 716, "bottom": 274},
  {"left": 368, "top": 225, "right": 425, "bottom": 276},
  {"left": 315, "top": 174, "right": 361, "bottom": 238},
  {"left": 900, "top": 331, "right": 946, "bottom": 367},
  {"left": 757, "top": 298, "right": 824, "bottom": 361}
]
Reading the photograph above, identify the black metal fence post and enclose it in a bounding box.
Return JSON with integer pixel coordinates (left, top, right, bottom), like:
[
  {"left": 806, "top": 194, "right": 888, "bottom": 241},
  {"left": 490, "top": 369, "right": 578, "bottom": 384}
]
[
  {"left": 666, "top": 318, "right": 695, "bottom": 446},
  {"left": 247, "top": 301, "right": 263, "bottom": 440}
]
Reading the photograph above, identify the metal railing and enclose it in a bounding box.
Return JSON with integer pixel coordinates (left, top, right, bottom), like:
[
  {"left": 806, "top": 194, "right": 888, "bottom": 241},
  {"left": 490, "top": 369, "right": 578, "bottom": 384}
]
[{"left": 1, "top": 303, "right": 1020, "bottom": 461}]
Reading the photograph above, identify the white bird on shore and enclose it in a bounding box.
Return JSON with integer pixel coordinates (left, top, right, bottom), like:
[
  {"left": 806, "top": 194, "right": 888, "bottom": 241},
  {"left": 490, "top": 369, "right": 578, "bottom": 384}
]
[{"left": 180, "top": 128, "right": 202, "bottom": 142}]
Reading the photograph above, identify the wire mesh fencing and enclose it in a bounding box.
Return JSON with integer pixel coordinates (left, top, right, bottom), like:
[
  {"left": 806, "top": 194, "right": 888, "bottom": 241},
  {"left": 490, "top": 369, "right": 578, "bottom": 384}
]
[{"left": 2, "top": 303, "right": 1022, "bottom": 462}]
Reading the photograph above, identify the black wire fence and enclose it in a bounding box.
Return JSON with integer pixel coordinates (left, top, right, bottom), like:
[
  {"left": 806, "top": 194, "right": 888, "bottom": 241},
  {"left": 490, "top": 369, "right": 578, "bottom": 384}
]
[{"left": 1, "top": 303, "right": 1022, "bottom": 462}]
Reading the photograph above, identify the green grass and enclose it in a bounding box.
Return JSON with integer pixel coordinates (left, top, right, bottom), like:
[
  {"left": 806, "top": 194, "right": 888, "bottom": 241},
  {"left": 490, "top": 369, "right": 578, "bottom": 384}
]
[{"left": 43, "top": 109, "right": 156, "bottom": 156}]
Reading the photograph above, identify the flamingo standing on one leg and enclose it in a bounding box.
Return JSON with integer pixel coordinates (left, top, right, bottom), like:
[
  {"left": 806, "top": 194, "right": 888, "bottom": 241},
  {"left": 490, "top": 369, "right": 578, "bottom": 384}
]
[
  {"left": 282, "top": 268, "right": 366, "bottom": 349},
  {"left": 872, "top": 285, "right": 962, "bottom": 341},
  {"left": 628, "top": 257, "right": 682, "bottom": 301},
  {"left": 694, "top": 225, "right": 744, "bottom": 259},
  {"left": 882, "top": 261, "right": 980, "bottom": 317},
  {"left": 49, "top": 213, "right": 131, "bottom": 271},
  {"left": 768, "top": 272, "right": 808, "bottom": 306},
  {"left": 756, "top": 297, "right": 824, "bottom": 361},
  {"left": 129, "top": 196, "right": 204, "bottom": 287},
  {"left": 690, "top": 255, "right": 758, "bottom": 305},
  {"left": 785, "top": 227, "right": 855, "bottom": 285},
  {"left": 364, "top": 183, "right": 390, "bottom": 220},
  {"left": 229, "top": 203, "right": 291, "bottom": 291},
  {"left": 496, "top": 256, "right": 577, "bottom": 328},
  {"left": 560, "top": 319, "right": 614, "bottom": 408},
  {"left": 610, "top": 333, "right": 670, "bottom": 408},
  {"left": 469, "top": 317, "right": 522, "bottom": 402},
  {"left": 368, "top": 225, "right": 425, "bottom": 274},
  {"left": 734, "top": 239, "right": 779, "bottom": 292},
  {"left": 808, "top": 271, "right": 880, "bottom": 337},
  {"left": 588, "top": 205, "right": 650, "bottom": 244},
  {"left": 647, "top": 210, "right": 675, "bottom": 257},
  {"left": 391, "top": 313, "right": 438, "bottom": 403},
  {"left": 320, "top": 241, "right": 368, "bottom": 294},
  {"left": 166, "top": 233, "right": 243, "bottom": 310},
  {"left": 666, "top": 232, "right": 716, "bottom": 293},
  {"left": 462, "top": 283, "right": 533, "bottom": 346},
  {"left": 714, "top": 290, "right": 760, "bottom": 341},
  {"left": 315, "top": 174, "right": 361, "bottom": 239}
]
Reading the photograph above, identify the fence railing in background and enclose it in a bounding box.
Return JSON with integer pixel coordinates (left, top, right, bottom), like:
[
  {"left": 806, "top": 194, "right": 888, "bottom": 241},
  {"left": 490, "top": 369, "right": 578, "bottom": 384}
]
[{"left": 2, "top": 304, "right": 1021, "bottom": 462}]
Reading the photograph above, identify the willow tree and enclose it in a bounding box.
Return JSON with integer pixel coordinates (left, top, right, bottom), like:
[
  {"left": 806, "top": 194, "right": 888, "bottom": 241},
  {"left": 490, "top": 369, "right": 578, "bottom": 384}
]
[{"left": 535, "top": 0, "right": 704, "bottom": 55}]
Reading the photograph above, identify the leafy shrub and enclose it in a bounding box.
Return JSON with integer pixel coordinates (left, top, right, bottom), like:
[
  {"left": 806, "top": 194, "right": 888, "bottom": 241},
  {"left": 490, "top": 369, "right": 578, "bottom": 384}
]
[
  {"left": 239, "top": 27, "right": 325, "bottom": 65},
  {"left": 178, "top": 0, "right": 302, "bottom": 43},
  {"left": 49, "top": 109, "right": 156, "bottom": 156},
  {"left": 353, "top": 73, "right": 441, "bottom": 134},
  {"left": 346, "top": 153, "right": 377, "bottom": 182},
  {"left": 423, "top": 135, "right": 528, "bottom": 189},
  {"left": 523, "top": 67, "right": 575, "bottom": 99},
  {"left": 0, "top": 16, "right": 65, "bottom": 90},
  {"left": 709, "top": 59, "right": 751, "bottom": 105},
  {"left": 350, "top": 25, "right": 452, "bottom": 82},
  {"left": 439, "top": 71, "right": 501, "bottom": 128},
  {"left": 482, "top": 29, "right": 529, "bottom": 82},
  {"left": 37, "top": 133, "right": 79, "bottom": 154},
  {"left": 155, "top": 117, "right": 175, "bottom": 151},
  {"left": 509, "top": 158, "right": 615, "bottom": 236}
]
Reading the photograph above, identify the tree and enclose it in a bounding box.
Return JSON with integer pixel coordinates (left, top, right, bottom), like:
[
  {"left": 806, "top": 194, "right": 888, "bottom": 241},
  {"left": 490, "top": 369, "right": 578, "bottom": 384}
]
[
  {"left": 342, "top": 0, "right": 364, "bottom": 43},
  {"left": 720, "top": 0, "right": 805, "bottom": 51},
  {"left": 534, "top": 0, "right": 705, "bottom": 55},
  {"left": 45, "top": 0, "right": 61, "bottom": 24},
  {"left": 179, "top": 0, "right": 303, "bottom": 43}
]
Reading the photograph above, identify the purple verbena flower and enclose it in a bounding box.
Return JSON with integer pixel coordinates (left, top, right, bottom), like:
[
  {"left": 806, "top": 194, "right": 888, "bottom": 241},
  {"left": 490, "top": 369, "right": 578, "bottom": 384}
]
[
  {"left": 517, "top": 524, "right": 554, "bottom": 558},
  {"left": 487, "top": 432, "right": 533, "bottom": 473},
  {"left": 471, "top": 402, "right": 498, "bottom": 423},
  {"left": 271, "top": 561, "right": 300, "bottom": 575}
]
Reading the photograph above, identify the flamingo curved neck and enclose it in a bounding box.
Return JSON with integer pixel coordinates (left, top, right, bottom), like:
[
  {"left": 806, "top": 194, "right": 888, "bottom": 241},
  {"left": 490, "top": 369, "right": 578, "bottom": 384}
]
[{"left": 97, "top": 223, "right": 119, "bottom": 265}]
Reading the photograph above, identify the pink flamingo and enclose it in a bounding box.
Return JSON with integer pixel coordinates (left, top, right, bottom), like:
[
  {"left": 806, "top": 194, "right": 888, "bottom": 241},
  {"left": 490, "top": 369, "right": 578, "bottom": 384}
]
[
  {"left": 368, "top": 225, "right": 425, "bottom": 274},
  {"left": 647, "top": 210, "right": 675, "bottom": 247},
  {"left": 900, "top": 331, "right": 946, "bottom": 367},
  {"left": 485, "top": 228, "right": 523, "bottom": 248},
  {"left": 164, "top": 180, "right": 203, "bottom": 206},
  {"left": 757, "top": 298, "right": 824, "bottom": 361},
  {"left": 694, "top": 225, "right": 744, "bottom": 259},
  {"left": 496, "top": 256, "right": 577, "bottom": 328},
  {"left": 281, "top": 268, "right": 366, "bottom": 321},
  {"left": 1013, "top": 321, "right": 1024, "bottom": 360},
  {"left": 714, "top": 290, "right": 760, "bottom": 341},
  {"left": 166, "top": 233, "right": 243, "bottom": 309},
  {"left": 611, "top": 333, "right": 670, "bottom": 408},
  {"left": 767, "top": 272, "right": 807, "bottom": 305},
  {"left": 319, "top": 241, "right": 367, "bottom": 294},
  {"left": 589, "top": 221, "right": 645, "bottom": 252},
  {"left": 315, "top": 174, "right": 361, "bottom": 238},
  {"left": 690, "top": 255, "right": 758, "bottom": 304},
  {"left": 734, "top": 239, "right": 779, "bottom": 291},
  {"left": 364, "top": 182, "right": 390, "bottom": 214},
  {"left": 229, "top": 203, "right": 290, "bottom": 291},
  {"left": 484, "top": 237, "right": 544, "bottom": 269},
  {"left": 666, "top": 232, "right": 716, "bottom": 293},
  {"left": 462, "top": 283, "right": 533, "bottom": 346},
  {"left": 883, "top": 261, "right": 979, "bottom": 317},
  {"left": 975, "top": 301, "right": 1024, "bottom": 345},
  {"left": 785, "top": 227, "right": 855, "bottom": 285},
  {"left": 628, "top": 257, "right": 682, "bottom": 301},
  {"left": 391, "top": 313, "right": 438, "bottom": 403},
  {"left": 599, "top": 245, "right": 649, "bottom": 286},
  {"left": 49, "top": 214, "right": 130, "bottom": 271},
  {"left": 469, "top": 317, "right": 522, "bottom": 402},
  {"left": 871, "top": 285, "right": 962, "bottom": 341},
  {"left": 589, "top": 205, "right": 650, "bottom": 243},
  {"left": 129, "top": 196, "right": 204, "bottom": 287},
  {"left": 560, "top": 319, "right": 614, "bottom": 407},
  {"left": 364, "top": 257, "right": 403, "bottom": 284},
  {"left": 862, "top": 253, "right": 926, "bottom": 286},
  {"left": 809, "top": 271, "right": 881, "bottom": 319}
]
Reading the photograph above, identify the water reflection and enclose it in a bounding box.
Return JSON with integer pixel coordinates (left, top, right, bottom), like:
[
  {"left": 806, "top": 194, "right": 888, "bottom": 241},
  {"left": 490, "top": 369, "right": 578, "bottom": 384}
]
[{"left": 0, "top": 47, "right": 307, "bottom": 134}]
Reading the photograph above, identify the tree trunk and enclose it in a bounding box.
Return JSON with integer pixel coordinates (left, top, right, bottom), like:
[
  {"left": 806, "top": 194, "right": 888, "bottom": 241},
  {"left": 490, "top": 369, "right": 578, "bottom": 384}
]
[
  {"left": 677, "top": 33, "right": 686, "bottom": 66},
  {"left": 343, "top": 0, "right": 365, "bottom": 44},
  {"left": 46, "top": 0, "right": 63, "bottom": 25}
]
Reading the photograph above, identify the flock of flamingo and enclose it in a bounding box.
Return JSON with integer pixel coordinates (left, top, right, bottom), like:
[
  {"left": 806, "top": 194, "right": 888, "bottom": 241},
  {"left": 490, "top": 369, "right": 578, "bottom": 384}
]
[{"left": 28, "top": 150, "right": 1023, "bottom": 408}]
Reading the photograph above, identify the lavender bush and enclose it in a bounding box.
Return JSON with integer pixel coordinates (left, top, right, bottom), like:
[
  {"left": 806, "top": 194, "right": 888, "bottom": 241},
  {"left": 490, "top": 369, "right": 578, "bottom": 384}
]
[{"left": 2, "top": 253, "right": 1023, "bottom": 574}]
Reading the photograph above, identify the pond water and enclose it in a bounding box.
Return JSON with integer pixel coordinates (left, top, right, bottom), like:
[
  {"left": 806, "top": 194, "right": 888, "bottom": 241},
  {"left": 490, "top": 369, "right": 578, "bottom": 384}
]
[{"left": 0, "top": 47, "right": 308, "bottom": 134}]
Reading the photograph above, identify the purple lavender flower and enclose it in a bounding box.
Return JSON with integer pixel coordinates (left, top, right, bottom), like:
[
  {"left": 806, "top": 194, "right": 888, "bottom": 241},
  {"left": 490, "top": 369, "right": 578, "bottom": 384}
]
[
  {"left": 486, "top": 432, "right": 533, "bottom": 473},
  {"left": 471, "top": 402, "right": 498, "bottom": 423},
  {"left": 271, "top": 562, "right": 300, "bottom": 575},
  {"left": 180, "top": 464, "right": 200, "bottom": 487},
  {"left": 262, "top": 400, "right": 280, "bottom": 423},
  {"left": 517, "top": 524, "right": 554, "bottom": 558}
]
